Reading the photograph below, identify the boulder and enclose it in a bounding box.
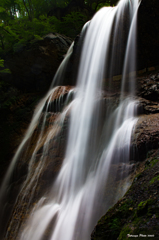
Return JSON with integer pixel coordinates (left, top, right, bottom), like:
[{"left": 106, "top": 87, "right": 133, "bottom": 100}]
[
  {"left": 91, "top": 149, "right": 159, "bottom": 240},
  {"left": 5, "top": 33, "right": 72, "bottom": 92}
]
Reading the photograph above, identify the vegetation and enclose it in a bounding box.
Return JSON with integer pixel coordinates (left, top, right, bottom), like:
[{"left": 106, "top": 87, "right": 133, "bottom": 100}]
[
  {"left": 91, "top": 150, "right": 159, "bottom": 240},
  {"left": 0, "top": 58, "right": 10, "bottom": 73},
  {"left": 0, "top": 0, "right": 118, "bottom": 57}
]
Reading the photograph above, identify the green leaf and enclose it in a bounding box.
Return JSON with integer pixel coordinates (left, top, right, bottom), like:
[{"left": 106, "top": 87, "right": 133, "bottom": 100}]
[
  {"left": 0, "top": 59, "right": 4, "bottom": 68},
  {"left": 0, "top": 68, "right": 11, "bottom": 73},
  {"left": 0, "top": 7, "right": 6, "bottom": 13}
]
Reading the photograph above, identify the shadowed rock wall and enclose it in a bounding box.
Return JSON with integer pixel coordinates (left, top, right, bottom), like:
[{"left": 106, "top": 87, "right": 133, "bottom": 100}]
[
  {"left": 137, "top": 0, "right": 159, "bottom": 70},
  {"left": 4, "top": 33, "right": 72, "bottom": 92}
]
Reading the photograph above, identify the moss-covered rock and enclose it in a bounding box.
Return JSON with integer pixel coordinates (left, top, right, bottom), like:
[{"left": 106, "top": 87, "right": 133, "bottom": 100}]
[
  {"left": 3, "top": 33, "right": 72, "bottom": 92},
  {"left": 91, "top": 149, "right": 159, "bottom": 240}
]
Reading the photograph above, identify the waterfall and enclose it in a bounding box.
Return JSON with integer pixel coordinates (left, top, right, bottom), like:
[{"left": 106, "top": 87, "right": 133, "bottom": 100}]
[{"left": 0, "top": 0, "right": 141, "bottom": 240}]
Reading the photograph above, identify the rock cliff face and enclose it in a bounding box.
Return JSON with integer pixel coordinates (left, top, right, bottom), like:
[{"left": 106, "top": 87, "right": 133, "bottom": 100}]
[
  {"left": 0, "top": 33, "right": 72, "bottom": 175},
  {"left": 91, "top": 149, "right": 159, "bottom": 240},
  {"left": 130, "top": 72, "right": 159, "bottom": 161},
  {"left": 5, "top": 33, "right": 72, "bottom": 92},
  {"left": 0, "top": 85, "right": 74, "bottom": 239},
  {"left": 0, "top": 34, "right": 72, "bottom": 238},
  {"left": 91, "top": 69, "right": 159, "bottom": 240}
]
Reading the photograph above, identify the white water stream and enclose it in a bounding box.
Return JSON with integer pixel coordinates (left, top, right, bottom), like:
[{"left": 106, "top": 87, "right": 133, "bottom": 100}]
[{"left": 0, "top": 0, "right": 141, "bottom": 240}]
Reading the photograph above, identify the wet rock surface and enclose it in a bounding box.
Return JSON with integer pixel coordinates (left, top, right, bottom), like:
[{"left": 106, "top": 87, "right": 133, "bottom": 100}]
[
  {"left": 91, "top": 149, "right": 159, "bottom": 240},
  {"left": 91, "top": 70, "right": 159, "bottom": 240},
  {"left": 1, "top": 86, "right": 72, "bottom": 240},
  {"left": 43, "top": 85, "right": 74, "bottom": 112},
  {"left": 133, "top": 113, "right": 159, "bottom": 161},
  {"left": 0, "top": 33, "right": 72, "bottom": 182},
  {"left": 138, "top": 72, "right": 159, "bottom": 101}
]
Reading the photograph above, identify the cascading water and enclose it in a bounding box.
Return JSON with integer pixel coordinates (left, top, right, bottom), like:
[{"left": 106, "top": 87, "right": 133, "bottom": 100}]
[{"left": 0, "top": 0, "right": 141, "bottom": 240}]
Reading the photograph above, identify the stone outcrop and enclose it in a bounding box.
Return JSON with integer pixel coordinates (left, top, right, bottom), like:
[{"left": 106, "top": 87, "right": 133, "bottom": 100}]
[
  {"left": 0, "top": 86, "right": 73, "bottom": 240},
  {"left": 132, "top": 70, "right": 159, "bottom": 160},
  {"left": 133, "top": 113, "right": 159, "bottom": 161},
  {"left": 0, "top": 34, "right": 73, "bottom": 237},
  {"left": 5, "top": 33, "right": 72, "bottom": 92},
  {"left": 0, "top": 33, "right": 72, "bottom": 179},
  {"left": 138, "top": 72, "right": 159, "bottom": 101},
  {"left": 91, "top": 69, "right": 159, "bottom": 240},
  {"left": 91, "top": 149, "right": 159, "bottom": 240}
]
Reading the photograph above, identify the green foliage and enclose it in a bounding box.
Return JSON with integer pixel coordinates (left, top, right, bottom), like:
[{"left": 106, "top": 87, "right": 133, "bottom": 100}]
[
  {"left": 0, "top": 9, "right": 87, "bottom": 54},
  {"left": 0, "top": 14, "right": 56, "bottom": 54},
  {"left": 54, "top": 11, "right": 88, "bottom": 38},
  {"left": 94, "top": 2, "right": 112, "bottom": 11},
  {"left": 0, "top": 59, "right": 4, "bottom": 67},
  {"left": 0, "top": 7, "right": 6, "bottom": 13},
  {"left": 0, "top": 58, "right": 11, "bottom": 73},
  {"left": 0, "top": 68, "right": 11, "bottom": 73},
  {"left": 0, "top": 0, "right": 118, "bottom": 55}
]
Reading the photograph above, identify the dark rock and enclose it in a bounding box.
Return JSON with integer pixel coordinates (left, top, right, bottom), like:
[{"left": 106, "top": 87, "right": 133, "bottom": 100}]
[
  {"left": 0, "top": 86, "right": 72, "bottom": 240},
  {"left": 132, "top": 114, "right": 159, "bottom": 161},
  {"left": 43, "top": 85, "right": 74, "bottom": 112},
  {"left": 5, "top": 33, "right": 72, "bottom": 93},
  {"left": 137, "top": 0, "right": 159, "bottom": 70},
  {"left": 138, "top": 72, "right": 159, "bottom": 101},
  {"left": 91, "top": 150, "right": 159, "bottom": 240}
]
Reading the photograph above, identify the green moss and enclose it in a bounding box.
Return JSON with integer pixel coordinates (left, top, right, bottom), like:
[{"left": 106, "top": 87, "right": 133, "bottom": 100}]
[
  {"left": 138, "top": 200, "right": 147, "bottom": 208},
  {"left": 108, "top": 218, "right": 121, "bottom": 234},
  {"left": 118, "top": 225, "right": 132, "bottom": 240},
  {"left": 118, "top": 218, "right": 158, "bottom": 240},
  {"left": 136, "top": 199, "right": 154, "bottom": 217},
  {"left": 149, "top": 175, "right": 159, "bottom": 184},
  {"left": 145, "top": 157, "right": 159, "bottom": 169},
  {"left": 151, "top": 158, "right": 159, "bottom": 167},
  {"left": 100, "top": 199, "right": 135, "bottom": 238},
  {"left": 119, "top": 199, "right": 133, "bottom": 209},
  {"left": 92, "top": 147, "right": 159, "bottom": 240},
  {"left": 147, "top": 202, "right": 159, "bottom": 219},
  {"left": 134, "top": 172, "right": 143, "bottom": 180}
]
